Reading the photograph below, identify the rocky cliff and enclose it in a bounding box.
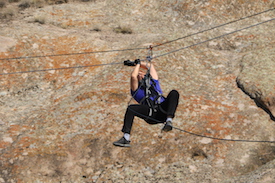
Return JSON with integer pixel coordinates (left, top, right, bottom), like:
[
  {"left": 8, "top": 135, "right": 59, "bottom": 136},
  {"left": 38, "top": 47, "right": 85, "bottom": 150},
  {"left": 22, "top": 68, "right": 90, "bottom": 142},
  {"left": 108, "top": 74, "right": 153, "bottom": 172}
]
[{"left": 0, "top": 0, "right": 275, "bottom": 182}]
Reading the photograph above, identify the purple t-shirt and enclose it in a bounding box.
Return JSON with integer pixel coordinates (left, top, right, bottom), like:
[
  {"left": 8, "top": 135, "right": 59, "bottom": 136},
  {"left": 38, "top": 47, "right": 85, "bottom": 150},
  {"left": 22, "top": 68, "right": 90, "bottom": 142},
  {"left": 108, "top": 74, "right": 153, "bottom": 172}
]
[{"left": 131, "top": 79, "right": 165, "bottom": 104}]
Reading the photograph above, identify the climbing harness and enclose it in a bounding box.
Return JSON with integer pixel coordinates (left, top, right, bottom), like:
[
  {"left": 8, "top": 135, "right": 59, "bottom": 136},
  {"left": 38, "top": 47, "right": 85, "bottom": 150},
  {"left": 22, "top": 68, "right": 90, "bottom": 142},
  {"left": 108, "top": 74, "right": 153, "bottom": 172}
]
[
  {"left": 139, "top": 71, "right": 164, "bottom": 117},
  {"left": 129, "top": 46, "right": 165, "bottom": 118}
]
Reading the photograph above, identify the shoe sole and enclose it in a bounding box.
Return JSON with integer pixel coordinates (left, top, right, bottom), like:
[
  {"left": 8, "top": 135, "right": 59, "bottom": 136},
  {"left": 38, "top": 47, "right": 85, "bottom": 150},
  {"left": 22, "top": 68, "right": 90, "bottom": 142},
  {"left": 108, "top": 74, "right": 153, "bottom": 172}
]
[
  {"left": 113, "top": 142, "right": 131, "bottom": 147},
  {"left": 162, "top": 125, "right": 173, "bottom": 132}
]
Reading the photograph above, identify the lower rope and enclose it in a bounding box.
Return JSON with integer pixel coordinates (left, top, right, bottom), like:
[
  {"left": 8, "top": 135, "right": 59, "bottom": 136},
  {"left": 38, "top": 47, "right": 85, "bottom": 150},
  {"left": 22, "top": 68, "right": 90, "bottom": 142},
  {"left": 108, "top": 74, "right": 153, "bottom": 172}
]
[{"left": 173, "top": 126, "right": 275, "bottom": 143}]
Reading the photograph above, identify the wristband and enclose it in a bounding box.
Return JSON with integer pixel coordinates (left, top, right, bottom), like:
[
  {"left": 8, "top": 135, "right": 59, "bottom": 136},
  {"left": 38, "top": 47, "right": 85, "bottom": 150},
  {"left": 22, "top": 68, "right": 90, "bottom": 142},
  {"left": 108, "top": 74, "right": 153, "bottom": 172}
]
[{"left": 134, "top": 59, "right": 141, "bottom": 65}]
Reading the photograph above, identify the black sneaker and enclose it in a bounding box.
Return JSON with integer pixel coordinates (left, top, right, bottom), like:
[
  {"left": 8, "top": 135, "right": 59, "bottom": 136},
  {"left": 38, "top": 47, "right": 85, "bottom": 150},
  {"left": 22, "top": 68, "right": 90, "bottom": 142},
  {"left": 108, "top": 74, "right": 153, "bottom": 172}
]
[
  {"left": 113, "top": 137, "right": 131, "bottom": 147},
  {"left": 162, "top": 121, "right": 173, "bottom": 132}
]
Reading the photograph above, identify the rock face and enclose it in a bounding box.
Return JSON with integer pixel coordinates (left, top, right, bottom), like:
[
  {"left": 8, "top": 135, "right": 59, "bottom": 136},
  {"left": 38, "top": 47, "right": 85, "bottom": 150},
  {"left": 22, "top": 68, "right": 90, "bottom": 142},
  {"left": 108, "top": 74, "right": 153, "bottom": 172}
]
[
  {"left": 0, "top": 36, "right": 17, "bottom": 53},
  {"left": 237, "top": 47, "right": 275, "bottom": 120},
  {"left": 0, "top": 0, "right": 275, "bottom": 182}
]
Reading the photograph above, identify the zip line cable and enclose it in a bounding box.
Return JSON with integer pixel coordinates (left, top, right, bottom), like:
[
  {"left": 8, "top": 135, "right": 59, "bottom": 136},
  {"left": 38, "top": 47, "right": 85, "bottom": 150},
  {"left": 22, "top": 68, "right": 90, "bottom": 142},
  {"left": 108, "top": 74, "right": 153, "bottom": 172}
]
[
  {"left": 152, "top": 7, "right": 275, "bottom": 48},
  {"left": 0, "top": 62, "right": 122, "bottom": 76},
  {"left": 0, "top": 8, "right": 274, "bottom": 62},
  {"left": 1, "top": 17, "right": 274, "bottom": 76},
  {"left": 153, "top": 17, "right": 275, "bottom": 59},
  {"left": 0, "top": 47, "right": 146, "bottom": 61},
  {"left": 144, "top": 18, "right": 275, "bottom": 143},
  {"left": 127, "top": 107, "right": 275, "bottom": 143}
]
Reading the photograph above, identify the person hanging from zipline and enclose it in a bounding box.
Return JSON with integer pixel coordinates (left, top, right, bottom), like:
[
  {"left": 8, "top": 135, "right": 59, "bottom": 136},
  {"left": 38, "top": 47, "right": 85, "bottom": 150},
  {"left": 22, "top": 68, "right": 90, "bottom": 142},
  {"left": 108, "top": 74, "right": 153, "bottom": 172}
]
[{"left": 113, "top": 58, "right": 179, "bottom": 147}]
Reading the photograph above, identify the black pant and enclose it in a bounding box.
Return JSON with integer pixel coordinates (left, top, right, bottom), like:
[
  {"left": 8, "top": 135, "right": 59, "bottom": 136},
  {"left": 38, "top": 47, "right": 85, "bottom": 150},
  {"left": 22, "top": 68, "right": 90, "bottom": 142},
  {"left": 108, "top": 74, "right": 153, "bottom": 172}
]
[{"left": 122, "top": 90, "right": 179, "bottom": 134}]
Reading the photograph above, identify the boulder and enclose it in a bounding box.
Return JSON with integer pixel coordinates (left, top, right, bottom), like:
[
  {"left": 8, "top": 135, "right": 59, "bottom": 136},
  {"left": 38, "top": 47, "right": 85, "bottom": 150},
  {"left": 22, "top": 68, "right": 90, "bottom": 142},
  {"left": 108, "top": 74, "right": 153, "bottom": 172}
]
[{"left": 237, "top": 47, "right": 275, "bottom": 120}]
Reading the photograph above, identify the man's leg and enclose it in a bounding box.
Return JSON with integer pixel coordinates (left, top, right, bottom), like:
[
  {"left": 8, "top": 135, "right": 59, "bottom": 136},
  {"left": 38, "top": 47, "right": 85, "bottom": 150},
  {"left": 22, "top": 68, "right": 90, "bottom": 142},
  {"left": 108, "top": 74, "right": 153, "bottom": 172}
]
[
  {"left": 162, "top": 90, "right": 179, "bottom": 117},
  {"left": 122, "top": 104, "right": 151, "bottom": 134},
  {"left": 160, "top": 90, "right": 179, "bottom": 131},
  {"left": 113, "top": 104, "right": 150, "bottom": 147}
]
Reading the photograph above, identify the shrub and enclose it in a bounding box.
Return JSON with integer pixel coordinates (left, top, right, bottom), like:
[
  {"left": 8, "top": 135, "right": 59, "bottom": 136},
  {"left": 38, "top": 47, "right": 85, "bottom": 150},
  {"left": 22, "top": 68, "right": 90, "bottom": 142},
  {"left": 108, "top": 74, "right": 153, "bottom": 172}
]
[
  {"left": 8, "top": 0, "right": 20, "bottom": 3},
  {"left": 113, "top": 26, "right": 132, "bottom": 34},
  {"left": 0, "top": 0, "right": 6, "bottom": 8},
  {"left": 1, "top": 7, "right": 15, "bottom": 18},
  {"left": 46, "top": 0, "right": 68, "bottom": 5},
  {"left": 32, "top": 0, "right": 44, "bottom": 8},
  {"left": 81, "top": 0, "right": 96, "bottom": 2},
  {"left": 91, "top": 27, "right": 101, "bottom": 32},
  {"left": 18, "top": 0, "right": 31, "bottom": 9}
]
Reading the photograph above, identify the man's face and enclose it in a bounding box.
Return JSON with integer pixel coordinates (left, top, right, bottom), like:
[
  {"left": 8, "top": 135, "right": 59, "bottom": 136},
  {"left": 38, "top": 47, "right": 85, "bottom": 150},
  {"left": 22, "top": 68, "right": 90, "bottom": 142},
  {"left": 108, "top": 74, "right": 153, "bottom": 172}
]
[{"left": 138, "top": 71, "right": 145, "bottom": 81}]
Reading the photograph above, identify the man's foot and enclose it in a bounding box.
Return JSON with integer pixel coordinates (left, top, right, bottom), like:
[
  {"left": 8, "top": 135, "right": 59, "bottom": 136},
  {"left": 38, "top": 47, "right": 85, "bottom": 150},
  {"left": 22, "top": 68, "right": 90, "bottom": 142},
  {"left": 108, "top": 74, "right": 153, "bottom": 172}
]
[
  {"left": 113, "top": 137, "right": 131, "bottom": 147},
  {"left": 162, "top": 121, "right": 173, "bottom": 132}
]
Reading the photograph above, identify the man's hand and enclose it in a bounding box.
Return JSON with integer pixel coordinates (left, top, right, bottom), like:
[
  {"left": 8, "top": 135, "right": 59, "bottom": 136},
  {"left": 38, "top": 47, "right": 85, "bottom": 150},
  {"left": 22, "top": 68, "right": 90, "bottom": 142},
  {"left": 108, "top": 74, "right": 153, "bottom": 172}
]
[{"left": 134, "top": 59, "right": 140, "bottom": 65}]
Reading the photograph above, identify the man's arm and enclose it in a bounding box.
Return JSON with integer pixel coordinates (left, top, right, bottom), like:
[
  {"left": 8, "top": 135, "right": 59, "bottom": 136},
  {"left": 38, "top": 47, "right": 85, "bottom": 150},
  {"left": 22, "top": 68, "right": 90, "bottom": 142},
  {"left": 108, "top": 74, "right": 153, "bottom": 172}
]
[
  {"left": 130, "top": 61, "right": 158, "bottom": 91},
  {"left": 130, "top": 63, "right": 140, "bottom": 91}
]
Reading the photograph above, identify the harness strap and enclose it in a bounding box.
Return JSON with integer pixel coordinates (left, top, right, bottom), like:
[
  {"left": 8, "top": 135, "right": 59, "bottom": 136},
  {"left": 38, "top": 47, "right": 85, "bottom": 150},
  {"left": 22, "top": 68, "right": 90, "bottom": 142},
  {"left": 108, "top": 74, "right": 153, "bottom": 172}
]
[
  {"left": 139, "top": 71, "right": 165, "bottom": 116},
  {"left": 139, "top": 46, "right": 165, "bottom": 117}
]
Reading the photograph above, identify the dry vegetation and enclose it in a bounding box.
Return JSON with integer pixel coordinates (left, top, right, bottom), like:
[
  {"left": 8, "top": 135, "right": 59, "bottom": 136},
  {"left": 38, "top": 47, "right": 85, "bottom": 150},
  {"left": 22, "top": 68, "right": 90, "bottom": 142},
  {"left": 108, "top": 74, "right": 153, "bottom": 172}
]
[
  {"left": 0, "top": 0, "right": 134, "bottom": 33},
  {"left": 0, "top": 0, "right": 96, "bottom": 20}
]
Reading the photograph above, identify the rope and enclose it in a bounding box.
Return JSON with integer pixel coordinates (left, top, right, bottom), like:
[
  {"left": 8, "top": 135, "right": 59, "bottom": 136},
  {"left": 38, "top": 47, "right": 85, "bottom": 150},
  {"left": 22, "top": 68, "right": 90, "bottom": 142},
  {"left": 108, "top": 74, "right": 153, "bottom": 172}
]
[
  {"left": 0, "top": 62, "right": 121, "bottom": 76},
  {"left": 152, "top": 7, "right": 275, "bottom": 48},
  {"left": 173, "top": 126, "right": 275, "bottom": 143},
  {"left": 0, "top": 10, "right": 274, "bottom": 75},
  {"left": 127, "top": 107, "right": 275, "bottom": 143},
  {"left": 0, "top": 7, "right": 273, "bottom": 62},
  {"left": 1, "top": 17, "right": 274, "bottom": 75},
  {"left": 0, "top": 8, "right": 275, "bottom": 61},
  {"left": 153, "top": 17, "right": 275, "bottom": 59},
  {"left": 0, "top": 47, "right": 146, "bottom": 61}
]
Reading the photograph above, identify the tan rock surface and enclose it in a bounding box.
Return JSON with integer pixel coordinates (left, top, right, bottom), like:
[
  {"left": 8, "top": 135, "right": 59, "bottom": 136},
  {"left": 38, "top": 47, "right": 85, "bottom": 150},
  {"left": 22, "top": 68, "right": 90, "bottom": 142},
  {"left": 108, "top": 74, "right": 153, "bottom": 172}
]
[
  {"left": 237, "top": 47, "right": 275, "bottom": 120},
  {"left": 0, "top": 0, "right": 275, "bottom": 182}
]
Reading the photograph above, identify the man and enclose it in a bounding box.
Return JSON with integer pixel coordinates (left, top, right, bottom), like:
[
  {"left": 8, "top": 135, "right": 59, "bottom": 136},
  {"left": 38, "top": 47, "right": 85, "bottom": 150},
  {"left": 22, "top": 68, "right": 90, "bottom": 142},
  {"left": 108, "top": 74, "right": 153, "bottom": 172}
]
[{"left": 113, "top": 59, "right": 179, "bottom": 147}]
